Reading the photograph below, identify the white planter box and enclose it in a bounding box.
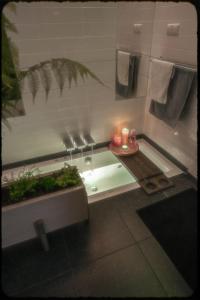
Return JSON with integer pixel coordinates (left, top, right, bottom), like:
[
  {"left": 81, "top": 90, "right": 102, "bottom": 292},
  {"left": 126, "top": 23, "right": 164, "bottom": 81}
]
[{"left": 2, "top": 184, "right": 88, "bottom": 248}]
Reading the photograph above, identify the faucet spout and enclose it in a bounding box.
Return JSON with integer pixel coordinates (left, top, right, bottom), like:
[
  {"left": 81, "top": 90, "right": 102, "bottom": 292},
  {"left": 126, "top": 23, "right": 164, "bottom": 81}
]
[
  {"left": 72, "top": 135, "right": 86, "bottom": 150},
  {"left": 83, "top": 133, "right": 96, "bottom": 147},
  {"left": 63, "top": 135, "right": 75, "bottom": 151}
]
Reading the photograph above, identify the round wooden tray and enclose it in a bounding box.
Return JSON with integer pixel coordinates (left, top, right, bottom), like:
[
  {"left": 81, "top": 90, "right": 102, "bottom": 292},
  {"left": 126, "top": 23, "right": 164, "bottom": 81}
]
[{"left": 109, "top": 142, "right": 139, "bottom": 156}]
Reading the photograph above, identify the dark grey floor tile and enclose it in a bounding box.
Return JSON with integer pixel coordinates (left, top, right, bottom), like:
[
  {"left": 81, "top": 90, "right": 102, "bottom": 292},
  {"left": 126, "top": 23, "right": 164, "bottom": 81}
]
[
  {"left": 2, "top": 230, "right": 71, "bottom": 296},
  {"left": 16, "top": 270, "right": 75, "bottom": 297},
  {"left": 119, "top": 208, "right": 152, "bottom": 242},
  {"left": 163, "top": 174, "right": 195, "bottom": 198},
  {"left": 71, "top": 244, "right": 167, "bottom": 297},
  {"left": 113, "top": 188, "right": 151, "bottom": 210},
  {"left": 64, "top": 199, "right": 135, "bottom": 267},
  {"left": 114, "top": 188, "right": 165, "bottom": 210},
  {"left": 139, "top": 237, "right": 193, "bottom": 297}
]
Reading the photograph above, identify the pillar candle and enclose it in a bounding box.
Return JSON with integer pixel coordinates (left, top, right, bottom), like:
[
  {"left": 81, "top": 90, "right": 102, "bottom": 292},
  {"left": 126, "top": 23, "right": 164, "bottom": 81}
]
[{"left": 121, "top": 128, "right": 129, "bottom": 148}]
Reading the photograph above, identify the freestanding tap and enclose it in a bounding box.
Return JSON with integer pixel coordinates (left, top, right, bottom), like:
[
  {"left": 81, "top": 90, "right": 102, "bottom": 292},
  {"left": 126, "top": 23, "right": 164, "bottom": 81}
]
[
  {"left": 82, "top": 133, "right": 96, "bottom": 147},
  {"left": 72, "top": 134, "right": 86, "bottom": 150},
  {"left": 63, "top": 135, "right": 75, "bottom": 151}
]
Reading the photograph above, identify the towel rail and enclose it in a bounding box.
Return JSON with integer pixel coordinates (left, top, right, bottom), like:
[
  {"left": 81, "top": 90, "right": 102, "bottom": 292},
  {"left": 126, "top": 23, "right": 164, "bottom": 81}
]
[{"left": 150, "top": 56, "right": 197, "bottom": 72}]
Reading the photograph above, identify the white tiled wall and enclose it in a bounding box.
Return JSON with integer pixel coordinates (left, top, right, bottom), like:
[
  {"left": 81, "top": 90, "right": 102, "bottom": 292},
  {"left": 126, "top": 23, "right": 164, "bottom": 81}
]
[
  {"left": 117, "top": 1, "right": 155, "bottom": 55},
  {"left": 116, "top": 1, "right": 155, "bottom": 97},
  {"left": 2, "top": 1, "right": 197, "bottom": 178},
  {"left": 143, "top": 2, "right": 197, "bottom": 177},
  {"left": 2, "top": 1, "right": 147, "bottom": 164}
]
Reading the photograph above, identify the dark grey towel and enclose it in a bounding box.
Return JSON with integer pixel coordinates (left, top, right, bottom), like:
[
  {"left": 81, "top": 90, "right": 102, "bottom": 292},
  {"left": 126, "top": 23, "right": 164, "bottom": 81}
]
[
  {"left": 149, "top": 66, "right": 196, "bottom": 127},
  {"left": 116, "top": 54, "right": 139, "bottom": 99}
]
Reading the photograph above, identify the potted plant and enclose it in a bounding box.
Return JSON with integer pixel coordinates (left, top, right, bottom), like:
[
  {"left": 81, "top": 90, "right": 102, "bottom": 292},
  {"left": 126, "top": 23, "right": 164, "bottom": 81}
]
[{"left": 2, "top": 164, "right": 89, "bottom": 248}]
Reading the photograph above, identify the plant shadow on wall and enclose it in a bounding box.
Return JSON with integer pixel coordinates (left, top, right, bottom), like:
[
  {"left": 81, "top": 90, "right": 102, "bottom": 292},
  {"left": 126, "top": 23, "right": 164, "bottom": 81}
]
[{"left": 2, "top": 3, "right": 105, "bottom": 130}]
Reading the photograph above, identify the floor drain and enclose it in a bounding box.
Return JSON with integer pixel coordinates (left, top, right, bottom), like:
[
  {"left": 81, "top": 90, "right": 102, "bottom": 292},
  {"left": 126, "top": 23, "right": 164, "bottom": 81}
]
[
  {"left": 91, "top": 185, "right": 98, "bottom": 192},
  {"left": 117, "top": 164, "right": 122, "bottom": 168}
]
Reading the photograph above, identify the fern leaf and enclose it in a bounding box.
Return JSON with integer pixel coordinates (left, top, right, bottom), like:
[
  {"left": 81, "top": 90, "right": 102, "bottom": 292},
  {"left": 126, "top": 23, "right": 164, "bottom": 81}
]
[
  {"left": 2, "top": 111, "right": 12, "bottom": 131},
  {"left": 39, "top": 63, "right": 52, "bottom": 100},
  {"left": 52, "top": 59, "right": 66, "bottom": 95},
  {"left": 19, "top": 58, "right": 106, "bottom": 98},
  {"left": 2, "top": 73, "right": 13, "bottom": 88},
  {"left": 27, "top": 68, "right": 40, "bottom": 101},
  {"left": 2, "top": 14, "right": 18, "bottom": 34},
  {"left": 3, "top": 100, "right": 22, "bottom": 118},
  {"left": 6, "top": 2, "right": 17, "bottom": 14},
  {"left": 18, "top": 71, "right": 26, "bottom": 92},
  {"left": 9, "top": 38, "right": 19, "bottom": 70},
  {"left": 66, "top": 60, "right": 78, "bottom": 87},
  {"left": 75, "top": 61, "right": 105, "bottom": 86}
]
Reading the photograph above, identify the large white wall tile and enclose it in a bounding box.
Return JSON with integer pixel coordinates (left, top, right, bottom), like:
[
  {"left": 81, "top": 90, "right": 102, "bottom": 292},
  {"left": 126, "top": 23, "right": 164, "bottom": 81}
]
[
  {"left": 143, "top": 1, "right": 197, "bottom": 177},
  {"left": 83, "top": 21, "right": 116, "bottom": 37},
  {"left": 152, "top": 34, "right": 197, "bottom": 52},
  {"left": 13, "top": 37, "right": 85, "bottom": 55},
  {"left": 83, "top": 7, "right": 117, "bottom": 23},
  {"left": 151, "top": 45, "right": 197, "bottom": 67},
  {"left": 13, "top": 7, "right": 84, "bottom": 24},
  {"left": 153, "top": 19, "right": 197, "bottom": 36},
  {"left": 83, "top": 2, "right": 117, "bottom": 8},
  {"left": 19, "top": 48, "right": 115, "bottom": 70},
  {"left": 155, "top": 2, "right": 197, "bottom": 21},
  {"left": 82, "top": 36, "right": 116, "bottom": 50}
]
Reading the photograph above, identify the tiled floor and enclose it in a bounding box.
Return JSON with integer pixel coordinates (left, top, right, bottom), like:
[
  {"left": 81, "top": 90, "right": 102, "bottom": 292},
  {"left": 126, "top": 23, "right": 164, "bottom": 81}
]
[{"left": 2, "top": 174, "right": 196, "bottom": 297}]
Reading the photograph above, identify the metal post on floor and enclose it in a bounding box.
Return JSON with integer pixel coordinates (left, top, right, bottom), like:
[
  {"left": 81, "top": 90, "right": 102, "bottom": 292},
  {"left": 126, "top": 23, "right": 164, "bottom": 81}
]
[{"left": 34, "top": 219, "right": 50, "bottom": 252}]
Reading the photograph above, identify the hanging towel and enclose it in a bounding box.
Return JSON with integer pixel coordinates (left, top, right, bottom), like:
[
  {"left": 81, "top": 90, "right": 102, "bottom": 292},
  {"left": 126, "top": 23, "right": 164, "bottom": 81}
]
[
  {"left": 149, "top": 66, "right": 196, "bottom": 128},
  {"left": 117, "top": 50, "right": 130, "bottom": 85},
  {"left": 149, "top": 58, "right": 174, "bottom": 104},
  {"left": 116, "top": 50, "right": 138, "bottom": 99}
]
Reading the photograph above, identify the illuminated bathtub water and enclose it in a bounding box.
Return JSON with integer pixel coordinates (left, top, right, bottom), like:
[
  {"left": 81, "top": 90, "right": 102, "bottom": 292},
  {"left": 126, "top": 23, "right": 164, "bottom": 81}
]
[
  {"left": 80, "top": 163, "right": 136, "bottom": 196},
  {"left": 31, "top": 150, "right": 138, "bottom": 201}
]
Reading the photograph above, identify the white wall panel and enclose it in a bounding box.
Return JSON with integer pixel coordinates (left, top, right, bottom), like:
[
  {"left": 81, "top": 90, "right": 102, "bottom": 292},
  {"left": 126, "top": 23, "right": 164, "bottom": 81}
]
[
  {"left": 2, "top": 1, "right": 144, "bottom": 164},
  {"left": 143, "top": 2, "right": 197, "bottom": 177}
]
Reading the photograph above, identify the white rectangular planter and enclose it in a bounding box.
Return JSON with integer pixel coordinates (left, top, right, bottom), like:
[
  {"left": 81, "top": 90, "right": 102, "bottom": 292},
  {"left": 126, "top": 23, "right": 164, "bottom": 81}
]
[{"left": 2, "top": 184, "right": 88, "bottom": 249}]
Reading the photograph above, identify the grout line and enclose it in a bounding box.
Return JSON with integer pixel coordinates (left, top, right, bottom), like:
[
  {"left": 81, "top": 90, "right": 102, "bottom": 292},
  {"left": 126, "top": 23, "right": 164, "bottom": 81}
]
[
  {"left": 14, "top": 21, "right": 117, "bottom": 26},
  {"left": 69, "top": 241, "right": 137, "bottom": 271},
  {"left": 13, "top": 267, "right": 73, "bottom": 297},
  {"left": 116, "top": 204, "right": 139, "bottom": 243},
  {"left": 115, "top": 198, "right": 159, "bottom": 245},
  {"left": 14, "top": 35, "right": 116, "bottom": 42},
  {"left": 137, "top": 239, "right": 169, "bottom": 297}
]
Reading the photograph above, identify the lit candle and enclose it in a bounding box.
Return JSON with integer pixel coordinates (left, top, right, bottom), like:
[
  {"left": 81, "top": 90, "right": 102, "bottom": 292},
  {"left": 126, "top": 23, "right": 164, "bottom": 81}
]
[
  {"left": 121, "top": 127, "right": 129, "bottom": 149},
  {"left": 112, "top": 134, "right": 122, "bottom": 147}
]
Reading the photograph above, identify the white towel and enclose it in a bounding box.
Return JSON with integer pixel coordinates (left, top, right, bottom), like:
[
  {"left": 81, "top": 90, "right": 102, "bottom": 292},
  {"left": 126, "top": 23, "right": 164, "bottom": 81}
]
[
  {"left": 117, "top": 50, "right": 130, "bottom": 86},
  {"left": 149, "top": 58, "right": 174, "bottom": 104}
]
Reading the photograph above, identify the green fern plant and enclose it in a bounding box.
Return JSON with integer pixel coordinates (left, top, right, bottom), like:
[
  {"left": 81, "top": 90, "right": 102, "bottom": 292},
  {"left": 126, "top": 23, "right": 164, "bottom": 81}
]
[
  {"left": 2, "top": 6, "right": 21, "bottom": 129},
  {"left": 2, "top": 3, "right": 105, "bottom": 128},
  {"left": 20, "top": 58, "right": 105, "bottom": 101}
]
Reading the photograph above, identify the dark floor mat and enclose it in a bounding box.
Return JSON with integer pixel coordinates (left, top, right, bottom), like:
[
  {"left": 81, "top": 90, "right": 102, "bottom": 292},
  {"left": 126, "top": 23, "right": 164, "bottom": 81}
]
[{"left": 137, "top": 188, "right": 197, "bottom": 291}]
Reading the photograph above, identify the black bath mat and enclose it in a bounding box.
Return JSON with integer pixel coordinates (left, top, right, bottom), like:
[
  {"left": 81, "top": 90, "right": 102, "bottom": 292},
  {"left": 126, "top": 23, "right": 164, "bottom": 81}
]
[{"left": 137, "top": 189, "right": 197, "bottom": 291}]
